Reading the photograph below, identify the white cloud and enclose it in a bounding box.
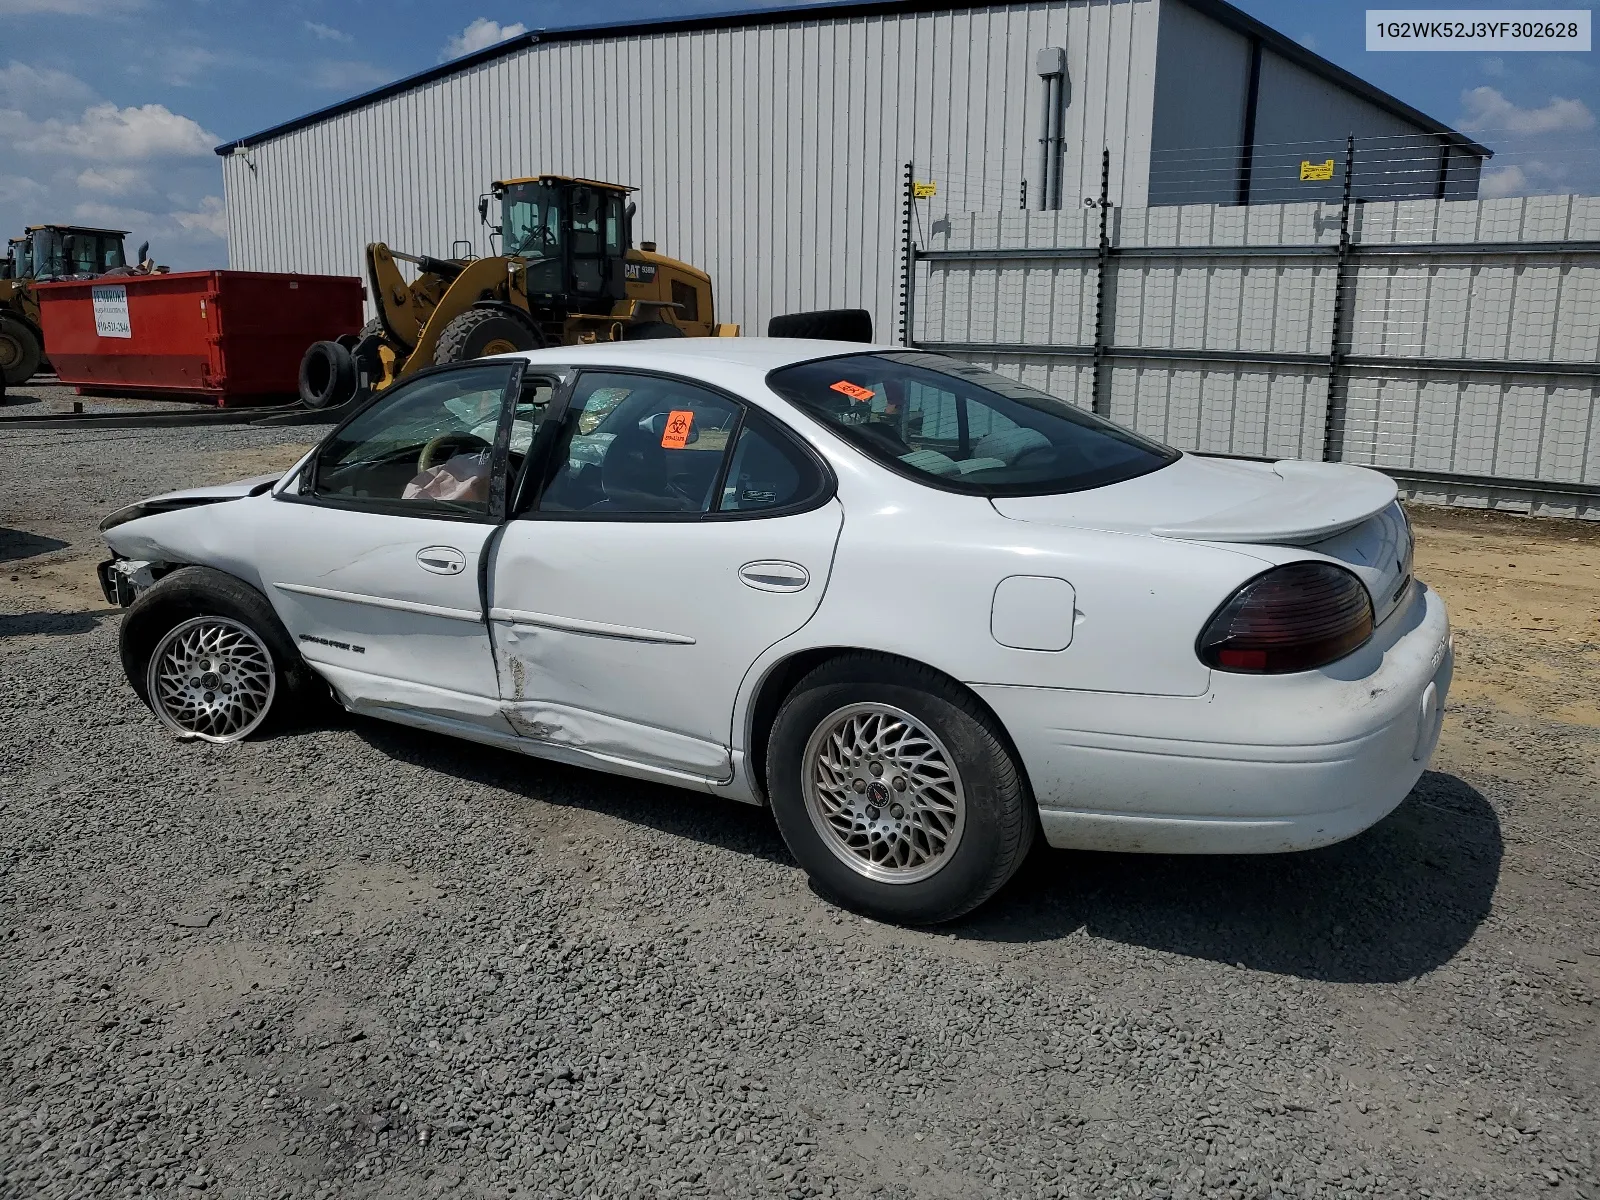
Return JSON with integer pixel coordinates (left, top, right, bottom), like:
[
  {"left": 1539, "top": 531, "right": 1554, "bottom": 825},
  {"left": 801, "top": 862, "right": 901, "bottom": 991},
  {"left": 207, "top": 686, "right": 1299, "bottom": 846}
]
[
  {"left": 306, "top": 59, "right": 394, "bottom": 91},
  {"left": 12, "top": 102, "right": 217, "bottom": 159},
  {"left": 1479, "top": 164, "right": 1529, "bottom": 198},
  {"left": 1458, "top": 86, "right": 1595, "bottom": 135},
  {"left": 0, "top": 173, "right": 48, "bottom": 206},
  {"left": 1296, "top": 33, "right": 1319, "bottom": 53},
  {"left": 0, "top": 61, "right": 95, "bottom": 112},
  {"left": 173, "top": 196, "right": 227, "bottom": 241},
  {"left": 304, "top": 20, "right": 352, "bottom": 42},
  {"left": 441, "top": 17, "right": 528, "bottom": 61},
  {"left": 76, "top": 165, "right": 150, "bottom": 194}
]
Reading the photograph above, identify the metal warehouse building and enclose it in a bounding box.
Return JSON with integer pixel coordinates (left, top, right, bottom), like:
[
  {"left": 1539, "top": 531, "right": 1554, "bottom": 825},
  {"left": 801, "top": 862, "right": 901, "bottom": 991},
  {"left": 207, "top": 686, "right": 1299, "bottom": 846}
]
[{"left": 217, "top": 0, "right": 1489, "bottom": 338}]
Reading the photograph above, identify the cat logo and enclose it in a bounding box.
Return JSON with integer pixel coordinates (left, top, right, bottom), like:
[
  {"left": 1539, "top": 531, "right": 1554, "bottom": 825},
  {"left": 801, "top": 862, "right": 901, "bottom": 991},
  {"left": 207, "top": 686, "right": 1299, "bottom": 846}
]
[{"left": 624, "top": 262, "right": 658, "bottom": 283}]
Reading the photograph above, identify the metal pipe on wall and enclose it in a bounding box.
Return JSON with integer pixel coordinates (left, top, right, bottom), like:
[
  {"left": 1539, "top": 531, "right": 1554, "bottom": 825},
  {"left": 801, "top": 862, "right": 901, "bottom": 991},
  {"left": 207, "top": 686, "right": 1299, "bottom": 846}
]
[
  {"left": 1038, "top": 77, "right": 1053, "bottom": 210},
  {"left": 1036, "top": 46, "right": 1066, "bottom": 211}
]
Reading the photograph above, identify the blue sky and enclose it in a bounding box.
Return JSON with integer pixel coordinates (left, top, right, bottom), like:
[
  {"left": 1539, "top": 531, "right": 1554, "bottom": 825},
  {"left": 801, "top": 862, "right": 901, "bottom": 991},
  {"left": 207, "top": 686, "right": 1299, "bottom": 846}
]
[{"left": 1, "top": 0, "right": 1594, "bottom": 270}]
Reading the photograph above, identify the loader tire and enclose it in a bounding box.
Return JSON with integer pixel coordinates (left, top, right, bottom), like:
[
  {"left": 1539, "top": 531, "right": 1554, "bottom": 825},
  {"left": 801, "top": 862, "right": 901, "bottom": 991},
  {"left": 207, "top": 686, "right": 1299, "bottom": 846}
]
[
  {"left": 767, "top": 308, "right": 873, "bottom": 343},
  {"left": 0, "top": 316, "right": 43, "bottom": 387},
  {"left": 298, "top": 340, "right": 357, "bottom": 409},
  {"left": 433, "top": 307, "right": 541, "bottom": 365}
]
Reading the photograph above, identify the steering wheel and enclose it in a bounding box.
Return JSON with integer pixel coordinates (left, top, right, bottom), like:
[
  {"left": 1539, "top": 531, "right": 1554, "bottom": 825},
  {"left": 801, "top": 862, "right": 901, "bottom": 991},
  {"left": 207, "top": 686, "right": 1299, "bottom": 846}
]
[{"left": 418, "top": 432, "right": 492, "bottom": 472}]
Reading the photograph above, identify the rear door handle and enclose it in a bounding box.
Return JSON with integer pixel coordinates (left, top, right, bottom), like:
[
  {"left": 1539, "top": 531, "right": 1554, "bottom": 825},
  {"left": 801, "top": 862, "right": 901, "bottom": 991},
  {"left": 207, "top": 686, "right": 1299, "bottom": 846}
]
[
  {"left": 739, "top": 560, "right": 809, "bottom": 592},
  {"left": 417, "top": 545, "right": 466, "bottom": 575}
]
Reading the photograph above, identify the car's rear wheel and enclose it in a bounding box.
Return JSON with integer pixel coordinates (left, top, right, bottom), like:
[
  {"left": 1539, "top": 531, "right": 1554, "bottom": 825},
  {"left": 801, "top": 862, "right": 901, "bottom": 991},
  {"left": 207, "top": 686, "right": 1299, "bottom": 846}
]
[
  {"left": 120, "top": 566, "right": 320, "bottom": 743},
  {"left": 766, "top": 654, "right": 1034, "bottom": 924}
]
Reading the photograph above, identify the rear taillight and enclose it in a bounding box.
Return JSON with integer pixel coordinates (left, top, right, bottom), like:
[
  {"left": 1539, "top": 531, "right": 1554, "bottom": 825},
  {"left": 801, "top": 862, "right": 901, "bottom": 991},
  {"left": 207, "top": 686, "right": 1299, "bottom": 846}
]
[{"left": 1198, "top": 562, "right": 1374, "bottom": 674}]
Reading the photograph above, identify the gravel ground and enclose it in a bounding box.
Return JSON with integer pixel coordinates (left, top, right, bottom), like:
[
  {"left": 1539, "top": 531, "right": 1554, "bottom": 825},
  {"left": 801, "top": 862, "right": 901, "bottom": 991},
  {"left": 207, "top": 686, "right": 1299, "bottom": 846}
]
[{"left": 2, "top": 394, "right": 1597, "bottom": 1199}]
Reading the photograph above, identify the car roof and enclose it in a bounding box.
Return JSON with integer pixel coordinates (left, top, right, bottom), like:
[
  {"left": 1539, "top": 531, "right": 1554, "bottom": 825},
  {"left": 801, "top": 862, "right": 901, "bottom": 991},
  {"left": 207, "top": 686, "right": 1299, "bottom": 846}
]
[{"left": 508, "top": 337, "right": 901, "bottom": 373}]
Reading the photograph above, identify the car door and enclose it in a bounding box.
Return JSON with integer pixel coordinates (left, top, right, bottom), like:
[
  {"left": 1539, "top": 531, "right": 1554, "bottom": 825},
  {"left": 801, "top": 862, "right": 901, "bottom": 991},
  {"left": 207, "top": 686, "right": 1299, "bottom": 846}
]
[
  {"left": 252, "top": 360, "right": 554, "bottom": 736},
  {"left": 487, "top": 368, "right": 843, "bottom": 781}
]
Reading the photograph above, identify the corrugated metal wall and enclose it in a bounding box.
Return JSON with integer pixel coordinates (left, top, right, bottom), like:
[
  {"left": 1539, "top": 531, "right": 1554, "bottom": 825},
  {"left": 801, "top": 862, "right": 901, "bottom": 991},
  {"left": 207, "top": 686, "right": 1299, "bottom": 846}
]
[
  {"left": 222, "top": 0, "right": 1161, "bottom": 337},
  {"left": 912, "top": 194, "right": 1600, "bottom": 514}
]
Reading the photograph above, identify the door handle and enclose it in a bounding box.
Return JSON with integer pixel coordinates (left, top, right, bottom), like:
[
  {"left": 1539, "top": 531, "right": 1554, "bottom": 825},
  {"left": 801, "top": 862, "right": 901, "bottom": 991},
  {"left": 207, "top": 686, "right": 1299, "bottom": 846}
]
[
  {"left": 417, "top": 546, "right": 466, "bottom": 575},
  {"left": 739, "top": 560, "right": 809, "bottom": 593}
]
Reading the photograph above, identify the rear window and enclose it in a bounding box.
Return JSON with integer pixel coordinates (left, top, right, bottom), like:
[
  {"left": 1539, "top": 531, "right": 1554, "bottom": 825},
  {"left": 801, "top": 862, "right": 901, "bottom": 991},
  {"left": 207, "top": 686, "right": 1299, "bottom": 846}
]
[{"left": 767, "top": 351, "right": 1178, "bottom": 497}]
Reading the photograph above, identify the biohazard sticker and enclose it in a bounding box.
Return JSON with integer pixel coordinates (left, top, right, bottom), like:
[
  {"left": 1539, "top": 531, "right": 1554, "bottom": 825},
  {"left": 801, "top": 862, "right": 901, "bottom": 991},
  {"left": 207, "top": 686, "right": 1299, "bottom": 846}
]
[
  {"left": 830, "top": 381, "right": 875, "bottom": 402},
  {"left": 661, "top": 409, "right": 694, "bottom": 448}
]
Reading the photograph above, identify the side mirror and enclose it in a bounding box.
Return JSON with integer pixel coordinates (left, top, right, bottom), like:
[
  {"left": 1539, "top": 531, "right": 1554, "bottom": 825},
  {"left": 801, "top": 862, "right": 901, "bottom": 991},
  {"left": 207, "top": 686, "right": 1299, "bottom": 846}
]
[{"left": 478, "top": 195, "right": 491, "bottom": 225}]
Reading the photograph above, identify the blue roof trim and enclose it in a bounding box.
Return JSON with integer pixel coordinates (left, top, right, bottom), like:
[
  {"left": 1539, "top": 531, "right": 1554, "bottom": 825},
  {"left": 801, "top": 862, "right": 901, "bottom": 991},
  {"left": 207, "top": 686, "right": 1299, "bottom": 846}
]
[{"left": 213, "top": 0, "right": 1489, "bottom": 159}]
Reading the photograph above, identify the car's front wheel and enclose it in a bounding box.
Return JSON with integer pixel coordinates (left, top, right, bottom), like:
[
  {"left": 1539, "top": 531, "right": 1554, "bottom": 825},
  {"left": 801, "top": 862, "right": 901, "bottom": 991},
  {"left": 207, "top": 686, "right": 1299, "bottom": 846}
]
[
  {"left": 766, "top": 654, "right": 1035, "bottom": 924},
  {"left": 119, "top": 567, "right": 320, "bottom": 743}
]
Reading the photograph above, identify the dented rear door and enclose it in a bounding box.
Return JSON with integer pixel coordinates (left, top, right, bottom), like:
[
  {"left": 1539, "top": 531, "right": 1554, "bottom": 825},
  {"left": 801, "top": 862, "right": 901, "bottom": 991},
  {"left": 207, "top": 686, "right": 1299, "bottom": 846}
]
[
  {"left": 487, "top": 501, "right": 843, "bottom": 780},
  {"left": 486, "top": 371, "right": 843, "bottom": 782}
]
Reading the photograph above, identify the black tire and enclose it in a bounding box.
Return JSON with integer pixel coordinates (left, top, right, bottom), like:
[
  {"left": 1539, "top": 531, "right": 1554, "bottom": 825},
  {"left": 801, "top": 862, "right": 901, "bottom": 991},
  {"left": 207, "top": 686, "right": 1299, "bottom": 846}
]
[
  {"left": 766, "top": 653, "right": 1035, "bottom": 924},
  {"left": 0, "top": 315, "right": 43, "bottom": 386},
  {"left": 298, "top": 339, "right": 357, "bottom": 409},
  {"left": 623, "top": 320, "right": 686, "bottom": 340},
  {"left": 433, "top": 307, "right": 541, "bottom": 365},
  {"left": 119, "top": 566, "right": 323, "bottom": 741},
  {"left": 766, "top": 308, "right": 873, "bottom": 343}
]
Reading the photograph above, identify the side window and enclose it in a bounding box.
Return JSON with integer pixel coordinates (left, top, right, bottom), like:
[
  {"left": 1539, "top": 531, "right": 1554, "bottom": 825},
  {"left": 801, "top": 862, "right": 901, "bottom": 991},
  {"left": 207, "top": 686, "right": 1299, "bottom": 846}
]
[
  {"left": 538, "top": 372, "right": 740, "bottom": 516},
  {"left": 310, "top": 363, "right": 517, "bottom": 515},
  {"left": 671, "top": 279, "right": 700, "bottom": 322},
  {"left": 508, "top": 378, "right": 556, "bottom": 456},
  {"left": 717, "top": 415, "right": 824, "bottom": 513}
]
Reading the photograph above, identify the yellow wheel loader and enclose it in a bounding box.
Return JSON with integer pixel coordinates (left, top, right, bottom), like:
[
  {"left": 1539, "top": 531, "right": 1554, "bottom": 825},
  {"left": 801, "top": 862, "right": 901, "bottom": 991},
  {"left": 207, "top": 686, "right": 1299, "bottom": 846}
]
[
  {"left": 297, "top": 175, "right": 740, "bottom": 409},
  {"left": 1, "top": 225, "right": 157, "bottom": 386}
]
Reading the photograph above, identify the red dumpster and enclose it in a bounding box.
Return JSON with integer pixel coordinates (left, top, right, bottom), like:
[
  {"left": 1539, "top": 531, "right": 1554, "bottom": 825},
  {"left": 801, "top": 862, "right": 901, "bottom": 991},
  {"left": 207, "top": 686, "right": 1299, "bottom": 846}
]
[{"left": 36, "top": 270, "right": 364, "bottom": 405}]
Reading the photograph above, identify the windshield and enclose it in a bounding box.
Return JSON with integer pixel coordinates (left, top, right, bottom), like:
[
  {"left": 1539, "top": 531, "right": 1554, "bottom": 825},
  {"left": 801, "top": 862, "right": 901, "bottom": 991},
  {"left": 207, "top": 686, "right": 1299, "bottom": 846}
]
[
  {"left": 24, "top": 230, "right": 124, "bottom": 279},
  {"left": 29, "top": 229, "right": 62, "bottom": 279},
  {"left": 767, "top": 351, "right": 1178, "bottom": 497},
  {"left": 500, "top": 183, "right": 561, "bottom": 260}
]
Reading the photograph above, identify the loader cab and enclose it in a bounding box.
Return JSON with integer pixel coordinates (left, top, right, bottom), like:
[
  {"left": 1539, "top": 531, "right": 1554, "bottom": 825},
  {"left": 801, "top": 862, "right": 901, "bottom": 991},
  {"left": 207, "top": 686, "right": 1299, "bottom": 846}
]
[
  {"left": 487, "top": 176, "right": 629, "bottom": 310},
  {"left": 25, "top": 225, "right": 129, "bottom": 281}
]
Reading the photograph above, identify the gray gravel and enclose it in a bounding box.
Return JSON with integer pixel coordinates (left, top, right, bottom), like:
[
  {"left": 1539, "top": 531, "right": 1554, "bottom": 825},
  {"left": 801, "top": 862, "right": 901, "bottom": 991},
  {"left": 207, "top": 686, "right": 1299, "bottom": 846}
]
[{"left": 2, "top": 397, "right": 1597, "bottom": 1199}]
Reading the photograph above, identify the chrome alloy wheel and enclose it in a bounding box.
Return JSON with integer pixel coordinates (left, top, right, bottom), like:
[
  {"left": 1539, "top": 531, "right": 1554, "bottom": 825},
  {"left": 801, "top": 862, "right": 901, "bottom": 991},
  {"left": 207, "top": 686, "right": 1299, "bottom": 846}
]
[
  {"left": 145, "top": 616, "right": 276, "bottom": 743},
  {"left": 801, "top": 702, "right": 966, "bottom": 884}
]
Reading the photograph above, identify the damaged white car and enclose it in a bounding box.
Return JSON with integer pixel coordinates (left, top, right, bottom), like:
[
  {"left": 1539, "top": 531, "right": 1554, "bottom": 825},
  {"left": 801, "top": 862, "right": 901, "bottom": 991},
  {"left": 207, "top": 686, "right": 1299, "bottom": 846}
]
[{"left": 99, "top": 340, "right": 1452, "bottom": 923}]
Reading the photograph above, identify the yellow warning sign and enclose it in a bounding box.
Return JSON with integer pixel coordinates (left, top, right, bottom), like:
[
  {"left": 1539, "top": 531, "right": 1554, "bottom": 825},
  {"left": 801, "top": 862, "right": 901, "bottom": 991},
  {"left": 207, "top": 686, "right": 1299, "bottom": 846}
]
[
  {"left": 1300, "top": 159, "right": 1335, "bottom": 182},
  {"left": 912, "top": 181, "right": 937, "bottom": 199}
]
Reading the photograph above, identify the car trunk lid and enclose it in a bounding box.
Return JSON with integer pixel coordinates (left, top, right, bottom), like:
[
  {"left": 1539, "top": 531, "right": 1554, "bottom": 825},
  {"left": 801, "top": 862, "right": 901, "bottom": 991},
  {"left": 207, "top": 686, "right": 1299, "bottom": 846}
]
[
  {"left": 990, "top": 454, "right": 1397, "bottom": 544},
  {"left": 991, "top": 454, "right": 1414, "bottom": 623}
]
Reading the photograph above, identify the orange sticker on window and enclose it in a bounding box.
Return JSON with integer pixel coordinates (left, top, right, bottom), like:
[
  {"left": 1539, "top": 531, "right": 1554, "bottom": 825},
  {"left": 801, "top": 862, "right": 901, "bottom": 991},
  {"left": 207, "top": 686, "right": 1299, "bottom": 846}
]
[
  {"left": 830, "top": 380, "right": 875, "bottom": 402},
  {"left": 661, "top": 409, "right": 694, "bottom": 449}
]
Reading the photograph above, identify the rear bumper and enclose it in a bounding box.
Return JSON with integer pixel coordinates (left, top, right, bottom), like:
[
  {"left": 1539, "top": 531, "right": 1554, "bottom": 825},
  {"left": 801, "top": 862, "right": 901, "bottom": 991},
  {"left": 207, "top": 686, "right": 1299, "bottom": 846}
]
[{"left": 976, "top": 583, "right": 1452, "bottom": 854}]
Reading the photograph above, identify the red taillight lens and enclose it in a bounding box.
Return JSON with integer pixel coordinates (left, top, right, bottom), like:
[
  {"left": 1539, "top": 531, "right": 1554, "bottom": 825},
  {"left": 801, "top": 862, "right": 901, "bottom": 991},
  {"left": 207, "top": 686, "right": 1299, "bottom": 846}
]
[{"left": 1198, "top": 562, "right": 1374, "bottom": 674}]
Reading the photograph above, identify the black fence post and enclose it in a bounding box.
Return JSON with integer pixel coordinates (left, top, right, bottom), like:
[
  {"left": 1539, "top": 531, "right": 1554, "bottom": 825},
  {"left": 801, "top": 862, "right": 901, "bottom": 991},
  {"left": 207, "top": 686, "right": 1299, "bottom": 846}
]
[
  {"left": 1091, "top": 148, "right": 1112, "bottom": 415},
  {"left": 1322, "top": 133, "right": 1356, "bottom": 462},
  {"left": 898, "top": 161, "right": 916, "bottom": 347}
]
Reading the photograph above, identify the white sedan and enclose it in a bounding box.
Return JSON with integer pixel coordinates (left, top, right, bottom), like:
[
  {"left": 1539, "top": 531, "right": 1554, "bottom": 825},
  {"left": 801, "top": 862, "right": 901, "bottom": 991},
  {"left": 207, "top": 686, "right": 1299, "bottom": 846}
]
[{"left": 98, "top": 339, "right": 1453, "bottom": 923}]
